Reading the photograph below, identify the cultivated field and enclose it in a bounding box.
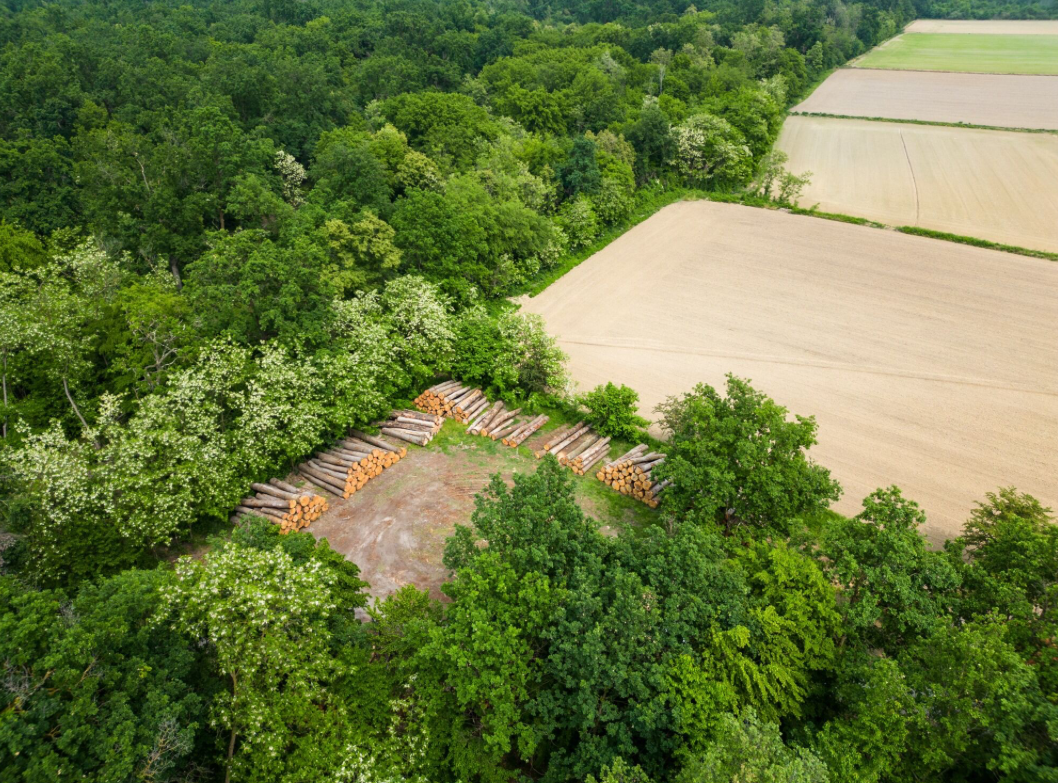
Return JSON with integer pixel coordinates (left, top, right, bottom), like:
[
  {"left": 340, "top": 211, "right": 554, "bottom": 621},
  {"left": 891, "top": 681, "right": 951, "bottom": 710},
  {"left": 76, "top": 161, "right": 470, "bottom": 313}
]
[
  {"left": 906, "top": 19, "right": 1058, "bottom": 34},
  {"left": 855, "top": 32, "right": 1058, "bottom": 74},
  {"left": 777, "top": 115, "right": 1058, "bottom": 251},
  {"left": 520, "top": 201, "right": 1058, "bottom": 543},
  {"left": 792, "top": 69, "right": 1058, "bottom": 130}
]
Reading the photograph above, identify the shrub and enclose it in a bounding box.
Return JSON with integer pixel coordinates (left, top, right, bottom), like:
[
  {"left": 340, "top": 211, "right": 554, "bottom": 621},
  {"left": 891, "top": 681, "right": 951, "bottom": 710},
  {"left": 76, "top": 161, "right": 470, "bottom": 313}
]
[{"left": 579, "top": 382, "right": 648, "bottom": 440}]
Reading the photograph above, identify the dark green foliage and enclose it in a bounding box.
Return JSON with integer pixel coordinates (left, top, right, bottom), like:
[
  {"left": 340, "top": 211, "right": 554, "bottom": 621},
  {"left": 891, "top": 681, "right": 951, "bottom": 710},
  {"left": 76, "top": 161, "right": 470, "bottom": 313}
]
[
  {"left": 655, "top": 375, "right": 841, "bottom": 533},
  {"left": 0, "top": 570, "right": 209, "bottom": 782},
  {"left": 579, "top": 381, "right": 649, "bottom": 439},
  {"left": 557, "top": 136, "right": 602, "bottom": 199}
]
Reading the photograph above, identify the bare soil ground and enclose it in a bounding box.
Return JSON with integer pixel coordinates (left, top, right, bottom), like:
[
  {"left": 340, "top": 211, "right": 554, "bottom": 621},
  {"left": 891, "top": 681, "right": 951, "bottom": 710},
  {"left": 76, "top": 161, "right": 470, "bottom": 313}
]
[
  {"left": 518, "top": 201, "right": 1058, "bottom": 543},
  {"left": 306, "top": 421, "right": 655, "bottom": 604},
  {"left": 793, "top": 69, "right": 1058, "bottom": 130},
  {"left": 906, "top": 20, "right": 1058, "bottom": 35},
  {"left": 777, "top": 115, "right": 1058, "bottom": 252}
]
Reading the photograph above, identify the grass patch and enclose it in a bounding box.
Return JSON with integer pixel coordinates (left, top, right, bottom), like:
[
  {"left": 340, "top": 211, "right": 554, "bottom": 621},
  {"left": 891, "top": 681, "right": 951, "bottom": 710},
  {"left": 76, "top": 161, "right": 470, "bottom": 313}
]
[
  {"left": 427, "top": 415, "right": 660, "bottom": 533},
  {"left": 855, "top": 32, "right": 1058, "bottom": 75},
  {"left": 896, "top": 226, "right": 1058, "bottom": 262},
  {"left": 791, "top": 110, "right": 1058, "bottom": 136},
  {"left": 788, "top": 206, "right": 888, "bottom": 229}
]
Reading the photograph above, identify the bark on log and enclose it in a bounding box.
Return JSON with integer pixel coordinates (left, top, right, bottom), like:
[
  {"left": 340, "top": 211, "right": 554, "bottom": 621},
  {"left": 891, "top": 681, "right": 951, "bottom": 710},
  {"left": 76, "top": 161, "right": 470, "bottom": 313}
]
[
  {"left": 482, "top": 407, "right": 521, "bottom": 436},
  {"left": 542, "top": 423, "right": 579, "bottom": 450},
  {"left": 241, "top": 496, "right": 289, "bottom": 510},
  {"left": 308, "top": 461, "right": 353, "bottom": 482},
  {"left": 605, "top": 444, "right": 648, "bottom": 468},
  {"left": 453, "top": 389, "right": 482, "bottom": 411},
  {"left": 490, "top": 418, "right": 524, "bottom": 440},
  {"left": 629, "top": 452, "right": 664, "bottom": 466},
  {"left": 565, "top": 434, "right": 601, "bottom": 461},
  {"left": 509, "top": 415, "right": 549, "bottom": 446},
  {"left": 577, "top": 437, "right": 612, "bottom": 465},
  {"left": 502, "top": 415, "right": 540, "bottom": 444},
  {"left": 549, "top": 423, "right": 590, "bottom": 457},
  {"left": 381, "top": 427, "right": 429, "bottom": 445},
  {"left": 468, "top": 401, "right": 499, "bottom": 431},
  {"left": 462, "top": 397, "right": 490, "bottom": 420},
  {"left": 580, "top": 444, "right": 610, "bottom": 472},
  {"left": 300, "top": 467, "right": 347, "bottom": 496},
  {"left": 349, "top": 430, "right": 400, "bottom": 453},
  {"left": 252, "top": 482, "right": 298, "bottom": 501},
  {"left": 472, "top": 402, "right": 504, "bottom": 433},
  {"left": 269, "top": 478, "right": 300, "bottom": 494},
  {"left": 340, "top": 438, "right": 382, "bottom": 456},
  {"left": 429, "top": 380, "right": 460, "bottom": 393}
]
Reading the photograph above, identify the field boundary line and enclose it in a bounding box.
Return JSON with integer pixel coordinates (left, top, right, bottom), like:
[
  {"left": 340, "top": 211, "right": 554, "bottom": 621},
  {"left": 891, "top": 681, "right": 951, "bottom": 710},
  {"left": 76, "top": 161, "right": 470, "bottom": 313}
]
[
  {"left": 556, "top": 338, "right": 1058, "bottom": 398},
  {"left": 790, "top": 111, "right": 1058, "bottom": 136},
  {"left": 851, "top": 64, "right": 1058, "bottom": 77}
]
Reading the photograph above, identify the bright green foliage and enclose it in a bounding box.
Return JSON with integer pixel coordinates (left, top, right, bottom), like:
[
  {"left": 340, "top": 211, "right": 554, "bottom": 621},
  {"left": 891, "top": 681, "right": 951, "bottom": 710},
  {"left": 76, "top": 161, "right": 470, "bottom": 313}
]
[
  {"left": 947, "top": 488, "right": 1058, "bottom": 696},
  {"left": 817, "top": 487, "right": 960, "bottom": 652},
  {"left": 672, "top": 113, "right": 753, "bottom": 188},
  {"left": 897, "top": 620, "right": 1058, "bottom": 780},
  {"left": 579, "top": 382, "right": 649, "bottom": 440},
  {"left": 321, "top": 212, "right": 402, "bottom": 295},
  {"left": 677, "top": 710, "right": 830, "bottom": 783},
  {"left": 655, "top": 375, "right": 840, "bottom": 533},
  {"left": 160, "top": 532, "right": 364, "bottom": 782},
  {"left": 0, "top": 569, "right": 207, "bottom": 783},
  {"left": 588, "top": 757, "right": 655, "bottom": 783}
]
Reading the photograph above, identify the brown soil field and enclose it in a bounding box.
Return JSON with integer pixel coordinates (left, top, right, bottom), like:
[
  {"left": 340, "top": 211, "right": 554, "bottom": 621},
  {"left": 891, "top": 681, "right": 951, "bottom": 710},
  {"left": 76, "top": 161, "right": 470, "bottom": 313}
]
[
  {"left": 519, "top": 201, "right": 1058, "bottom": 543},
  {"left": 905, "top": 19, "right": 1058, "bottom": 34},
  {"left": 793, "top": 69, "right": 1058, "bottom": 130},
  {"left": 306, "top": 424, "right": 652, "bottom": 604},
  {"left": 777, "top": 115, "right": 1058, "bottom": 252}
]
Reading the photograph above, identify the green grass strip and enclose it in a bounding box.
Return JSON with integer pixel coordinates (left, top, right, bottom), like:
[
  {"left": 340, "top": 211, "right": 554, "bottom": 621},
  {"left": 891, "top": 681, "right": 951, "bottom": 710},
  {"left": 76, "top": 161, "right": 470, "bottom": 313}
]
[
  {"left": 895, "top": 226, "right": 1058, "bottom": 262},
  {"left": 791, "top": 110, "right": 1058, "bottom": 136}
]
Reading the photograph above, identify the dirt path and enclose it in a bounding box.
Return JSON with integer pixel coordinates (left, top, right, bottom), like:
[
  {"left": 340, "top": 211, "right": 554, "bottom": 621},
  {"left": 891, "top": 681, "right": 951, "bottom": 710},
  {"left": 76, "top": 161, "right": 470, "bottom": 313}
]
[{"left": 519, "top": 201, "right": 1058, "bottom": 543}]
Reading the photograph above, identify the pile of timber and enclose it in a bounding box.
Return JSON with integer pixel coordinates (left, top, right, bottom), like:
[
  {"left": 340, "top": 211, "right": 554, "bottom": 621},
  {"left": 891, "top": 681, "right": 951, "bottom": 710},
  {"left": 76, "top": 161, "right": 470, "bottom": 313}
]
[
  {"left": 468, "top": 401, "right": 520, "bottom": 438},
  {"left": 295, "top": 431, "right": 406, "bottom": 499},
  {"left": 414, "top": 381, "right": 488, "bottom": 423},
  {"left": 230, "top": 479, "right": 328, "bottom": 534},
  {"left": 538, "top": 422, "right": 612, "bottom": 475},
  {"left": 380, "top": 409, "right": 443, "bottom": 446},
  {"left": 596, "top": 445, "right": 669, "bottom": 507}
]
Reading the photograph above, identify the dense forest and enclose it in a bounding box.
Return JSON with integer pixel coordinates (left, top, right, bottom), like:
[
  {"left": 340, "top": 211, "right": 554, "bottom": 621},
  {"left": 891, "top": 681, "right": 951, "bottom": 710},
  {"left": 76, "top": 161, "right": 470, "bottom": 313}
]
[{"left": 1, "top": 0, "right": 1056, "bottom": 781}]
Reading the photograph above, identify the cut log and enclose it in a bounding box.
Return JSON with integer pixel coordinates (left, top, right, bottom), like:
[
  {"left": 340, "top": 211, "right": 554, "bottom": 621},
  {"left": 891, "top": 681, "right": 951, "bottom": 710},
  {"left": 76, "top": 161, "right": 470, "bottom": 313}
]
[
  {"left": 471, "top": 402, "right": 504, "bottom": 434},
  {"left": 549, "top": 423, "right": 591, "bottom": 457},
  {"left": 502, "top": 415, "right": 539, "bottom": 445},
  {"left": 542, "top": 423, "right": 579, "bottom": 451},
  {"left": 396, "top": 408, "right": 441, "bottom": 422},
  {"left": 300, "top": 466, "right": 347, "bottom": 496},
  {"left": 508, "top": 415, "right": 549, "bottom": 446},
  {"left": 462, "top": 396, "right": 490, "bottom": 421},
  {"left": 490, "top": 417, "right": 524, "bottom": 440},
  {"left": 381, "top": 427, "right": 429, "bottom": 446},
  {"left": 629, "top": 452, "right": 664, "bottom": 466},
  {"left": 580, "top": 444, "right": 610, "bottom": 472},
  {"left": 350, "top": 430, "right": 400, "bottom": 453},
  {"left": 340, "top": 438, "right": 383, "bottom": 457},
  {"left": 429, "top": 380, "right": 460, "bottom": 394},
  {"left": 252, "top": 482, "right": 299, "bottom": 501},
  {"left": 269, "top": 478, "right": 301, "bottom": 494},
  {"left": 468, "top": 401, "right": 500, "bottom": 432},
  {"left": 605, "top": 444, "right": 648, "bottom": 468},
  {"left": 576, "top": 437, "right": 612, "bottom": 465},
  {"left": 482, "top": 407, "right": 521, "bottom": 436},
  {"left": 241, "top": 496, "right": 290, "bottom": 510}
]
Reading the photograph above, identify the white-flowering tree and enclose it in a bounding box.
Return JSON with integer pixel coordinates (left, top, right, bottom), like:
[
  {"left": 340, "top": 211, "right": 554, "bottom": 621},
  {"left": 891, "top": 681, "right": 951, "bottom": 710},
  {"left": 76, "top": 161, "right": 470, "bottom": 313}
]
[
  {"left": 673, "top": 113, "right": 753, "bottom": 188},
  {"left": 161, "top": 544, "right": 348, "bottom": 783}
]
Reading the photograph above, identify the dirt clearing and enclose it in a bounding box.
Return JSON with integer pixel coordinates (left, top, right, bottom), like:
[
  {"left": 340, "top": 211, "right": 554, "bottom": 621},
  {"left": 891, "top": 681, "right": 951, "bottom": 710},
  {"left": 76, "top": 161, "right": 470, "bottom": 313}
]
[
  {"left": 792, "top": 69, "right": 1058, "bottom": 130},
  {"left": 777, "top": 115, "right": 1058, "bottom": 252},
  {"left": 519, "top": 201, "right": 1058, "bottom": 543},
  {"left": 906, "top": 20, "right": 1058, "bottom": 35},
  {"left": 307, "top": 422, "right": 654, "bottom": 603}
]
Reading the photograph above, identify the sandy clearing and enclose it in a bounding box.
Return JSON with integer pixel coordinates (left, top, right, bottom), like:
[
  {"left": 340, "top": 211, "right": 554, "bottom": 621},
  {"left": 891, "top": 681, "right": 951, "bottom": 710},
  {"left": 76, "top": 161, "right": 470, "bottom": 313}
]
[
  {"left": 777, "top": 115, "right": 1058, "bottom": 252},
  {"left": 906, "top": 19, "right": 1058, "bottom": 34},
  {"left": 519, "top": 201, "right": 1058, "bottom": 543},
  {"left": 793, "top": 69, "right": 1058, "bottom": 130}
]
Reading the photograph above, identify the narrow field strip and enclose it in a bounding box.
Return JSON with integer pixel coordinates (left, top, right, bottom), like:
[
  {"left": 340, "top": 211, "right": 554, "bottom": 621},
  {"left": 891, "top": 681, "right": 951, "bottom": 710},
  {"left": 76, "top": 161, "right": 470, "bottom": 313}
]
[
  {"left": 855, "top": 33, "right": 1058, "bottom": 75},
  {"left": 792, "top": 69, "right": 1058, "bottom": 130}
]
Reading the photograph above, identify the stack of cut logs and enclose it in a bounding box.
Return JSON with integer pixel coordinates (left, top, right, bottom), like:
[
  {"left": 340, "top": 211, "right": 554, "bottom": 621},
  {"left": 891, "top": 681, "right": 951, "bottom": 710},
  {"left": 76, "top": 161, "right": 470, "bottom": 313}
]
[
  {"left": 596, "top": 445, "right": 670, "bottom": 507},
  {"left": 414, "top": 381, "right": 489, "bottom": 423},
  {"left": 532, "top": 422, "right": 611, "bottom": 475},
  {"left": 380, "top": 409, "right": 443, "bottom": 446},
  {"left": 464, "top": 400, "right": 549, "bottom": 447},
  {"left": 295, "top": 431, "right": 406, "bottom": 500},
  {"left": 230, "top": 479, "right": 328, "bottom": 534}
]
